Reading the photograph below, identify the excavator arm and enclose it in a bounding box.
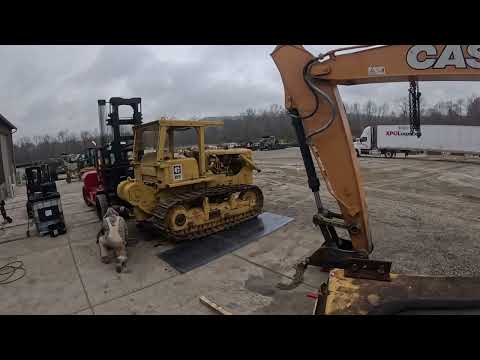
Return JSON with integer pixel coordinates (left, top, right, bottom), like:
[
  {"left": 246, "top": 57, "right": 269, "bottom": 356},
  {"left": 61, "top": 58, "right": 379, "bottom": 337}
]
[
  {"left": 273, "top": 45, "right": 372, "bottom": 256},
  {"left": 272, "top": 45, "right": 480, "bottom": 314}
]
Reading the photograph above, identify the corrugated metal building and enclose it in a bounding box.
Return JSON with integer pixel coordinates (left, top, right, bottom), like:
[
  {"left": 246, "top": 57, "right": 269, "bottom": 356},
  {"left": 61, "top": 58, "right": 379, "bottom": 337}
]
[{"left": 0, "top": 113, "right": 16, "bottom": 200}]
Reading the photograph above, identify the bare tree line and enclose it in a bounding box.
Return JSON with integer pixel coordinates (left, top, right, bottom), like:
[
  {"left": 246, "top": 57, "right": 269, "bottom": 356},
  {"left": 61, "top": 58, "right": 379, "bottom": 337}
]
[
  {"left": 13, "top": 96, "right": 480, "bottom": 164},
  {"left": 347, "top": 95, "right": 480, "bottom": 137},
  {"left": 14, "top": 129, "right": 100, "bottom": 164}
]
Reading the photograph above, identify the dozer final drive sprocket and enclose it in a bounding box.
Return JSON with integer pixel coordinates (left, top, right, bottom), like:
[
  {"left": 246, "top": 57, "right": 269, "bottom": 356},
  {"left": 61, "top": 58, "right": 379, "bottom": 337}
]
[{"left": 117, "top": 119, "right": 264, "bottom": 242}]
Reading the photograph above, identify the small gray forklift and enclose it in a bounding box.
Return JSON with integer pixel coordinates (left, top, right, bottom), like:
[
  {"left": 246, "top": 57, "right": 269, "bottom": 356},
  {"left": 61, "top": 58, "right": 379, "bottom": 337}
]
[{"left": 25, "top": 164, "right": 66, "bottom": 237}]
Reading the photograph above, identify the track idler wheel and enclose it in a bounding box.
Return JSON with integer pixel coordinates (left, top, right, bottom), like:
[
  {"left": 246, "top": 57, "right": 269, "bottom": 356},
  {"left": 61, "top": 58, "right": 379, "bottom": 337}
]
[{"left": 168, "top": 206, "right": 189, "bottom": 232}]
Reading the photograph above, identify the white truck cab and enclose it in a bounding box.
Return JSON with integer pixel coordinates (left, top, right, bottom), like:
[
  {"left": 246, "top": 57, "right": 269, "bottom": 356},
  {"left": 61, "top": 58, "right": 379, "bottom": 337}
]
[{"left": 353, "top": 126, "right": 373, "bottom": 156}]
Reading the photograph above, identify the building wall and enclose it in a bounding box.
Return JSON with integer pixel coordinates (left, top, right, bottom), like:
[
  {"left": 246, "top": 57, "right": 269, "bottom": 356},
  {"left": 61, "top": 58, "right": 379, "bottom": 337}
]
[{"left": 0, "top": 123, "right": 15, "bottom": 200}]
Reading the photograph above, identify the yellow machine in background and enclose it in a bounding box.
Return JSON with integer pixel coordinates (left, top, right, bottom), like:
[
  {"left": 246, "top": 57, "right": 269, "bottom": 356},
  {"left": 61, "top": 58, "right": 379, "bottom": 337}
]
[{"left": 117, "top": 119, "right": 263, "bottom": 242}]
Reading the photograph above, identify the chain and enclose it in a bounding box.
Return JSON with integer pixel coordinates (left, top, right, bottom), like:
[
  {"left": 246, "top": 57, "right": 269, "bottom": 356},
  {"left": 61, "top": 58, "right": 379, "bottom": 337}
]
[{"left": 409, "top": 80, "right": 422, "bottom": 138}]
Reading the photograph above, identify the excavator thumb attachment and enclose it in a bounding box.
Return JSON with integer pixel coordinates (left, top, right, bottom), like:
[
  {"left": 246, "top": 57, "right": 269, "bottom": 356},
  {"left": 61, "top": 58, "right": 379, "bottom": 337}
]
[{"left": 277, "top": 250, "right": 382, "bottom": 291}]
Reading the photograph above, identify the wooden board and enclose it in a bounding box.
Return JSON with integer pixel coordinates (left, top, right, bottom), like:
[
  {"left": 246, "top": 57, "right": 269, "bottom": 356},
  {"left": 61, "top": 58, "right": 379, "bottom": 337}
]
[{"left": 199, "top": 296, "right": 232, "bottom": 315}]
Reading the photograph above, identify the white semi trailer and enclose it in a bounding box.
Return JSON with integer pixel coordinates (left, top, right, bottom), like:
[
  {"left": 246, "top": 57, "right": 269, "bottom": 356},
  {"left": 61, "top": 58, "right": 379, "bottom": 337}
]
[{"left": 353, "top": 124, "right": 480, "bottom": 158}]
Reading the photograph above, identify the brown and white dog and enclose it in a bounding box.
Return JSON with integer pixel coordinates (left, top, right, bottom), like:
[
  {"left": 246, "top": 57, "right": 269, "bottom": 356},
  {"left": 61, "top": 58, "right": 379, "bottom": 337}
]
[{"left": 97, "top": 207, "right": 128, "bottom": 273}]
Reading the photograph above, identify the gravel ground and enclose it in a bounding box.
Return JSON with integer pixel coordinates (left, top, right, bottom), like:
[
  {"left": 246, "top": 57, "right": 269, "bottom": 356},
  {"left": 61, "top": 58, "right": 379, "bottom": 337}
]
[{"left": 253, "top": 148, "right": 480, "bottom": 277}]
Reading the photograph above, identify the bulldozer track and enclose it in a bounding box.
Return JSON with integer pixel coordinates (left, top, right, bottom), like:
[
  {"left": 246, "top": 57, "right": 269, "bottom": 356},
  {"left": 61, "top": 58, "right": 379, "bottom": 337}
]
[{"left": 149, "top": 184, "right": 263, "bottom": 242}]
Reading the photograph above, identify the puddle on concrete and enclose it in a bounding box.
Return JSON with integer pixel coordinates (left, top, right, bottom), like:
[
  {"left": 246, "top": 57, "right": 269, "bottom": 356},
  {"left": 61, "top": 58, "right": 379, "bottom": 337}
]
[
  {"left": 245, "top": 272, "right": 278, "bottom": 297},
  {"left": 244, "top": 270, "right": 313, "bottom": 314}
]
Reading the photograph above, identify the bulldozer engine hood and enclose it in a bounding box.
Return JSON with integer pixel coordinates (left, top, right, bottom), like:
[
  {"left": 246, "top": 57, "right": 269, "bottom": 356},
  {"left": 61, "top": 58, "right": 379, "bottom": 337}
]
[{"left": 206, "top": 149, "right": 252, "bottom": 156}]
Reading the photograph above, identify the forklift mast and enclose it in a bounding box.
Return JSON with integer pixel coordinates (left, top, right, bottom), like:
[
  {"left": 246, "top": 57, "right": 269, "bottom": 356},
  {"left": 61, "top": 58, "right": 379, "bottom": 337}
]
[
  {"left": 98, "top": 97, "right": 143, "bottom": 148},
  {"left": 96, "top": 97, "right": 143, "bottom": 196}
]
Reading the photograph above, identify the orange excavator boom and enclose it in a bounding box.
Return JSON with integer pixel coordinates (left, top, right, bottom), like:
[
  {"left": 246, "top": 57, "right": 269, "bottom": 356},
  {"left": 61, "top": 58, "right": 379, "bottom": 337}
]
[{"left": 272, "top": 46, "right": 480, "bottom": 313}]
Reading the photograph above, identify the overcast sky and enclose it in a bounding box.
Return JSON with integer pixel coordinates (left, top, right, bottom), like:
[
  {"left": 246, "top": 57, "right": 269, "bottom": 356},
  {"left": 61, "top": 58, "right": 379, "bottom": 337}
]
[{"left": 2, "top": 45, "right": 480, "bottom": 140}]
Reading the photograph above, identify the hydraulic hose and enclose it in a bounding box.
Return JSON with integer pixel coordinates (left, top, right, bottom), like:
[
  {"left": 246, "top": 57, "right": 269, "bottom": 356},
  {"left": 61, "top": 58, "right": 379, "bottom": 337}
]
[{"left": 289, "top": 53, "right": 337, "bottom": 142}]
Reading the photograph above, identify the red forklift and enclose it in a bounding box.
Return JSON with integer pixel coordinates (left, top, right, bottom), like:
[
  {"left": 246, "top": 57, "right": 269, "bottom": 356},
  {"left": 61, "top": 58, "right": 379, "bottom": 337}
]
[{"left": 82, "top": 97, "right": 143, "bottom": 220}]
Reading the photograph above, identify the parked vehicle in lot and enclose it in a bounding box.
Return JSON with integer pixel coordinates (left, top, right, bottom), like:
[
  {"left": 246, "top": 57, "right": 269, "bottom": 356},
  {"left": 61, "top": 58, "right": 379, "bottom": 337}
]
[
  {"left": 222, "top": 142, "right": 240, "bottom": 149},
  {"left": 354, "top": 124, "right": 480, "bottom": 158},
  {"left": 258, "top": 136, "right": 281, "bottom": 151},
  {"left": 240, "top": 141, "right": 260, "bottom": 151}
]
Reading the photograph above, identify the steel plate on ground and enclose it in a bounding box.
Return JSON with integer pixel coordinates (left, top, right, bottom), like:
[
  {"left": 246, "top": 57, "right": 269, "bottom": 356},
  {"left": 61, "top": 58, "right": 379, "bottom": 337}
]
[{"left": 157, "top": 212, "right": 293, "bottom": 273}]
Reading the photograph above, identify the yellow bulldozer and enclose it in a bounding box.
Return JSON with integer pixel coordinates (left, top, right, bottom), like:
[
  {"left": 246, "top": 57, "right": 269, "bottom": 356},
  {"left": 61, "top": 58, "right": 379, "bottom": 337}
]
[{"left": 117, "top": 119, "right": 263, "bottom": 241}]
